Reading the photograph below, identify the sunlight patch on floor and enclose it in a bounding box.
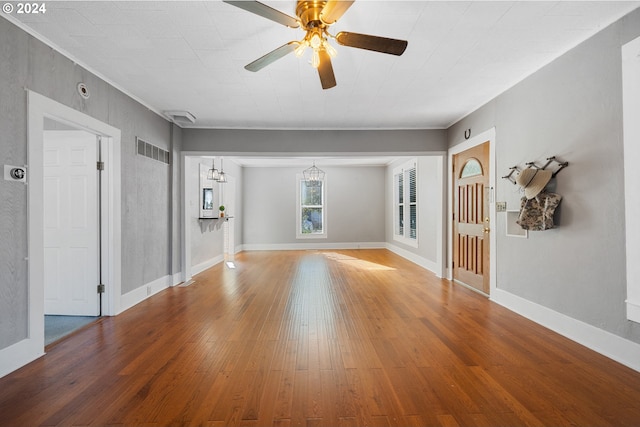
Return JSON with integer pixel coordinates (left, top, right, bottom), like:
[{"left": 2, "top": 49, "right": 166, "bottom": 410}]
[{"left": 322, "top": 252, "right": 396, "bottom": 271}]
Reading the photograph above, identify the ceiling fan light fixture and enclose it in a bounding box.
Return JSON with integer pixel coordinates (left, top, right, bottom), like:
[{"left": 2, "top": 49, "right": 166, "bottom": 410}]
[
  {"left": 311, "top": 49, "right": 320, "bottom": 68},
  {"left": 294, "top": 41, "right": 307, "bottom": 57},
  {"left": 323, "top": 40, "right": 337, "bottom": 58},
  {"left": 310, "top": 33, "right": 322, "bottom": 49},
  {"left": 225, "top": 0, "right": 408, "bottom": 89}
]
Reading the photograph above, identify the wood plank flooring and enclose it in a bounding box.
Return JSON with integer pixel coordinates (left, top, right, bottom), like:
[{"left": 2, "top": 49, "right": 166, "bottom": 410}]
[{"left": 2, "top": 249, "right": 640, "bottom": 426}]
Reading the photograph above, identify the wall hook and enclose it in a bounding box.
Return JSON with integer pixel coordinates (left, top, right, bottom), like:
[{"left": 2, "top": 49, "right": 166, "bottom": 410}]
[
  {"left": 464, "top": 129, "right": 471, "bottom": 140},
  {"left": 502, "top": 155, "right": 569, "bottom": 185}
]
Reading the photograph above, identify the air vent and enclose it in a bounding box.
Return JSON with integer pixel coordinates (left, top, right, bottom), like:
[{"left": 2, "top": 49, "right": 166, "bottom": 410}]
[
  {"left": 164, "top": 110, "right": 196, "bottom": 125},
  {"left": 136, "top": 137, "right": 170, "bottom": 164}
]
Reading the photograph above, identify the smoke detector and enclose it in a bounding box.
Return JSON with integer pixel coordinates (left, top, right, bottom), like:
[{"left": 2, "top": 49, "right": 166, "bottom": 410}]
[{"left": 164, "top": 111, "right": 196, "bottom": 125}]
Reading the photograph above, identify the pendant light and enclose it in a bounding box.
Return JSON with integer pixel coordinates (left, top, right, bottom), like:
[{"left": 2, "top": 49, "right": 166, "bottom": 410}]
[
  {"left": 207, "top": 158, "right": 220, "bottom": 181},
  {"left": 217, "top": 157, "right": 227, "bottom": 183}
]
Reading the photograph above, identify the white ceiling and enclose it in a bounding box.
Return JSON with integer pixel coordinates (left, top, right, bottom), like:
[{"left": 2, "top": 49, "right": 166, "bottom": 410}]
[{"left": 5, "top": 0, "right": 639, "bottom": 131}]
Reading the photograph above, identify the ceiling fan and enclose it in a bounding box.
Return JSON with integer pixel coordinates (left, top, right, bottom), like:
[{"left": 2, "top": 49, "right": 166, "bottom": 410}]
[{"left": 223, "top": 0, "right": 408, "bottom": 90}]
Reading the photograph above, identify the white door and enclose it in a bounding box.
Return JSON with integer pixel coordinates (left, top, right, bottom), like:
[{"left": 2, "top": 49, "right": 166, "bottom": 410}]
[{"left": 43, "top": 130, "right": 100, "bottom": 316}]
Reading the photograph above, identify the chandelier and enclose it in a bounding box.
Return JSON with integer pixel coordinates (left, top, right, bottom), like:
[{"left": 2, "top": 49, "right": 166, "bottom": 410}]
[{"left": 303, "top": 161, "right": 325, "bottom": 187}]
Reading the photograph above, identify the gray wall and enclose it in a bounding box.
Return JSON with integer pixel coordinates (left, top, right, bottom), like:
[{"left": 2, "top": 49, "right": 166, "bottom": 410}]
[
  {"left": 0, "top": 18, "right": 177, "bottom": 348},
  {"left": 448, "top": 8, "right": 640, "bottom": 343},
  {"left": 243, "top": 166, "right": 386, "bottom": 246},
  {"left": 183, "top": 128, "right": 447, "bottom": 154}
]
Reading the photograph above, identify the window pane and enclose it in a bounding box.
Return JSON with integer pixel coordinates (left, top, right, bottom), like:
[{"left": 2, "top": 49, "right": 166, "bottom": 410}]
[
  {"left": 301, "top": 181, "right": 323, "bottom": 205},
  {"left": 397, "top": 173, "right": 404, "bottom": 203},
  {"left": 409, "top": 168, "right": 416, "bottom": 203},
  {"left": 460, "top": 158, "right": 483, "bottom": 178},
  {"left": 398, "top": 206, "right": 404, "bottom": 236},
  {"left": 410, "top": 204, "right": 417, "bottom": 239},
  {"left": 301, "top": 207, "right": 323, "bottom": 234}
]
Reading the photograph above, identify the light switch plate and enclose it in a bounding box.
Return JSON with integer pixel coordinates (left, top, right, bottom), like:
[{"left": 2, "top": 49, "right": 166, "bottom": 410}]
[{"left": 496, "top": 202, "right": 507, "bottom": 212}]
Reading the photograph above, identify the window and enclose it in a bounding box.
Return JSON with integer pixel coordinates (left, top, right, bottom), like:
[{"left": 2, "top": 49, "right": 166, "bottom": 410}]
[
  {"left": 393, "top": 160, "right": 417, "bottom": 246},
  {"left": 297, "top": 174, "right": 326, "bottom": 238}
]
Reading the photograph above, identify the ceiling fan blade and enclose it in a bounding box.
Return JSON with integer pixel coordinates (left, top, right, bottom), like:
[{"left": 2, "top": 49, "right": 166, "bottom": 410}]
[
  {"left": 317, "top": 49, "right": 337, "bottom": 90},
  {"left": 245, "top": 42, "right": 298, "bottom": 72},
  {"left": 335, "top": 31, "right": 408, "bottom": 56},
  {"left": 320, "top": 0, "right": 355, "bottom": 25},
  {"left": 223, "top": 0, "right": 300, "bottom": 28}
]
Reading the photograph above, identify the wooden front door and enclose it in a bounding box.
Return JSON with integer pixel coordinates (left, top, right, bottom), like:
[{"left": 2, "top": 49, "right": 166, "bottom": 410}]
[{"left": 453, "top": 141, "right": 490, "bottom": 294}]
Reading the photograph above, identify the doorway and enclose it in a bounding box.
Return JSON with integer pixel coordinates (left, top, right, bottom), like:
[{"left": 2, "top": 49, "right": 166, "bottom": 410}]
[
  {"left": 447, "top": 128, "right": 496, "bottom": 296},
  {"left": 452, "top": 141, "right": 490, "bottom": 294},
  {"left": 26, "top": 91, "right": 122, "bottom": 358}
]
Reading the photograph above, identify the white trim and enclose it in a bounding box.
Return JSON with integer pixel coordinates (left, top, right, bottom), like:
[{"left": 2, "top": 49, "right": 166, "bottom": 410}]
[
  {"left": 386, "top": 243, "right": 441, "bottom": 277},
  {"left": 622, "top": 35, "right": 640, "bottom": 324},
  {"left": 627, "top": 299, "right": 640, "bottom": 325},
  {"left": 5, "top": 91, "right": 123, "bottom": 378},
  {"left": 172, "top": 272, "right": 184, "bottom": 287},
  {"left": 492, "top": 288, "right": 640, "bottom": 373},
  {"left": 191, "top": 255, "right": 225, "bottom": 276},
  {"left": 447, "top": 128, "right": 497, "bottom": 296},
  {"left": 181, "top": 153, "right": 192, "bottom": 284},
  {"left": 241, "top": 242, "right": 386, "bottom": 251},
  {"left": 119, "top": 275, "right": 172, "bottom": 314},
  {"left": 0, "top": 339, "right": 45, "bottom": 379}
]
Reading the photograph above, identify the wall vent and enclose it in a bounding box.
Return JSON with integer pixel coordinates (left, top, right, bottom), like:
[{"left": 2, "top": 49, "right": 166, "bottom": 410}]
[{"left": 136, "top": 137, "right": 170, "bottom": 164}]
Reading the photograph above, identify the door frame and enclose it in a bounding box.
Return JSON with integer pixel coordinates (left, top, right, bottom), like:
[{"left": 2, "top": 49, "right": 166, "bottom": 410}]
[
  {"left": 447, "top": 127, "right": 496, "bottom": 295},
  {"left": 27, "top": 91, "right": 122, "bottom": 350}
]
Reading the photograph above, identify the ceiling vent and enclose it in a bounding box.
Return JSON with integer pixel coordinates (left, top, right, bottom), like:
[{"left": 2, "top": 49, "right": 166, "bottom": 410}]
[{"left": 164, "top": 110, "right": 196, "bottom": 125}]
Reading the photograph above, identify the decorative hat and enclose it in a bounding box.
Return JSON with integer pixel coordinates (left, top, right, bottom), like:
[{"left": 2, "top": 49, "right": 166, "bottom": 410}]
[{"left": 516, "top": 168, "right": 552, "bottom": 199}]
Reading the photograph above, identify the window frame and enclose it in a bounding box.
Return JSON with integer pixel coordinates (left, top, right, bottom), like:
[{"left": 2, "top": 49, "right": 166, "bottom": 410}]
[
  {"left": 393, "top": 159, "right": 418, "bottom": 247},
  {"left": 296, "top": 173, "right": 327, "bottom": 239}
]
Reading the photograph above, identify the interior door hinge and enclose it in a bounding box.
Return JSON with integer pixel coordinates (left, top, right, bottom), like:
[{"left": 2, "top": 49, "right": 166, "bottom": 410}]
[
  {"left": 97, "top": 284, "right": 105, "bottom": 294},
  {"left": 97, "top": 161, "right": 105, "bottom": 171}
]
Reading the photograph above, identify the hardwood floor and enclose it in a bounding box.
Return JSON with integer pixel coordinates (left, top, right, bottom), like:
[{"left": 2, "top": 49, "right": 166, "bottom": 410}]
[{"left": 1, "top": 249, "right": 640, "bottom": 426}]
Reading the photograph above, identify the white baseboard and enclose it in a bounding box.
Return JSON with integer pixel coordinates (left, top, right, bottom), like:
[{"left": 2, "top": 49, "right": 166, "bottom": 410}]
[
  {"left": 191, "top": 254, "right": 224, "bottom": 276},
  {"left": 492, "top": 288, "right": 640, "bottom": 373},
  {"left": 385, "top": 243, "right": 441, "bottom": 277},
  {"left": 0, "top": 338, "right": 45, "bottom": 379},
  {"left": 241, "top": 242, "right": 386, "bottom": 251},
  {"left": 119, "top": 274, "right": 173, "bottom": 314}
]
